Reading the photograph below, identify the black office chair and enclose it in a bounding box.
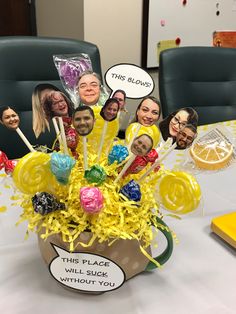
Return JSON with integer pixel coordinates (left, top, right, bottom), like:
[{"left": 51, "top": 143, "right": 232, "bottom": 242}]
[
  {"left": 0, "top": 36, "right": 102, "bottom": 159},
  {"left": 158, "top": 46, "right": 236, "bottom": 125}
]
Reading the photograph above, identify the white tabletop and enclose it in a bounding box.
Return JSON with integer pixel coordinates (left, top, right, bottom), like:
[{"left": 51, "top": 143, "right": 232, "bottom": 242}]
[{"left": 1, "top": 122, "right": 236, "bottom": 314}]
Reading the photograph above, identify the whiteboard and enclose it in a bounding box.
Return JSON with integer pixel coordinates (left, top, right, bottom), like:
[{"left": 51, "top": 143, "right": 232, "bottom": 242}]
[{"left": 143, "top": 0, "right": 236, "bottom": 68}]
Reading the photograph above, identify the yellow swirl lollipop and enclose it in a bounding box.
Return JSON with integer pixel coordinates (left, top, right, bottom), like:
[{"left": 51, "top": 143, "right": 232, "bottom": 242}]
[
  {"left": 13, "top": 152, "right": 55, "bottom": 195},
  {"left": 125, "top": 122, "right": 160, "bottom": 148},
  {"left": 158, "top": 171, "right": 201, "bottom": 214}
]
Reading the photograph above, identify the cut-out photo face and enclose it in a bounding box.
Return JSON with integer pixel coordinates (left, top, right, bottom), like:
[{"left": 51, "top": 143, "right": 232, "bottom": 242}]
[
  {"left": 113, "top": 90, "right": 126, "bottom": 111},
  {"left": 100, "top": 98, "right": 119, "bottom": 121},
  {"left": 43, "top": 91, "right": 70, "bottom": 118},
  {"left": 176, "top": 124, "right": 197, "bottom": 149},
  {"left": 72, "top": 106, "right": 95, "bottom": 136},
  {"left": 131, "top": 134, "right": 153, "bottom": 156},
  {"left": 77, "top": 72, "right": 101, "bottom": 106},
  {"left": 136, "top": 97, "right": 160, "bottom": 127},
  {"left": 159, "top": 107, "right": 198, "bottom": 142},
  {"left": 0, "top": 107, "right": 20, "bottom": 130}
]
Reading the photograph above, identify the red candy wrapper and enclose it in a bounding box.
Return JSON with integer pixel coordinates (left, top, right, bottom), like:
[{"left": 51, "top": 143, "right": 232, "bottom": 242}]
[
  {"left": 124, "top": 149, "right": 159, "bottom": 176},
  {"left": 0, "top": 151, "right": 8, "bottom": 170},
  {"left": 5, "top": 159, "right": 18, "bottom": 175}
]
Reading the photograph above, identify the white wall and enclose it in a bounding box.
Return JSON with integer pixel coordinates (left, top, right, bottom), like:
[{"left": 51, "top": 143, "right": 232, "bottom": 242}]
[
  {"left": 36, "top": 0, "right": 84, "bottom": 40},
  {"left": 83, "top": 0, "right": 143, "bottom": 74}
]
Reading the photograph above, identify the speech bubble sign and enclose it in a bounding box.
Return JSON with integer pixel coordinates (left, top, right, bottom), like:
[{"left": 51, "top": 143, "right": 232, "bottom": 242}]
[
  {"left": 105, "top": 63, "right": 154, "bottom": 99},
  {"left": 49, "top": 245, "right": 125, "bottom": 292}
]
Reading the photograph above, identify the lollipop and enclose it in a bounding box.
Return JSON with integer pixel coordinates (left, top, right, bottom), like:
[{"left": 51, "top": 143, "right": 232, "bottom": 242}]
[
  {"left": 84, "top": 165, "right": 107, "bottom": 186},
  {"left": 158, "top": 171, "right": 201, "bottom": 214},
  {"left": 80, "top": 187, "right": 104, "bottom": 214},
  {"left": 108, "top": 144, "right": 129, "bottom": 165},
  {"left": 32, "top": 192, "right": 65, "bottom": 215},
  {"left": 120, "top": 179, "right": 141, "bottom": 202},
  {"left": 4, "top": 159, "right": 18, "bottom": 175},
  {"left": 53, "top": 54, "right": 92, "bottom": 106},
  {"left": 124, "top": 149, "right": 158, "bottom": 176},
  {"left": 50, "top": 152, "right": 76, "bottom": 185},
  {"left": 0, "top": 151, "right": 8, "bottom": 170},
  {"left": 12, "top": 152, "right": 54, "bottom": 194}
]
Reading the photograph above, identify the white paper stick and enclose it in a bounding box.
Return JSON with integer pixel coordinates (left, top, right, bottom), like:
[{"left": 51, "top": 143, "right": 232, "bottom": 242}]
[
  {"left": 126, "top": 123, "right": 141, "bottom": 151},
  {"left": 16, "top": 128, "right": 35, "bottom": 152},
  {"left": 138, "top": 143, "right": 177, "bottom": 183},
  {"left": 97, "top": 121, "right": 108, "bottom": 162},
  {"left": 58, "top": 117, "right": 69, "bottom": 155},
  {"left": 114, "top": 153, "right": 136, "bottom": 184},
  {"left": 52, "top": 117, "right": 63, "bottom": 147},
  {"left": 83, "top": 136, "right": 88, "bottom": 171}
]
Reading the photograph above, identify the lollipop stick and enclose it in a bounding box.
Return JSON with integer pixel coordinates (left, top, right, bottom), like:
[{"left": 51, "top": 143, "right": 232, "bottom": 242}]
[
  {"left": 126, "top": 124, "right": 141, "bottom": 151},
  {"left": 52, "top": 117, "right": 63, "bottom": 147},
  {"left": 138, "top": 143, "right": 177, "bottom": 183},
  {"left": 114, "top": 153, "right": 136, "bottom": 184},
  {"left": 83, "top": 136, "right": 88, "bottom": 170},
  {"left": 16, "top": 128, "right": 35, "bottom": 152},
  {"left": 58, "top": 117, "right": 69, "bottom": 155},
  {"left": 97, "top": 121, "right": 108, "bottom": 162}
]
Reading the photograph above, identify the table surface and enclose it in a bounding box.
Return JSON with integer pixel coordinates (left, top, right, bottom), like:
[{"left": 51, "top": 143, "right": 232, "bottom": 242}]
[{"left": 1, "top": 121, "right": 236, "bottom": 314}]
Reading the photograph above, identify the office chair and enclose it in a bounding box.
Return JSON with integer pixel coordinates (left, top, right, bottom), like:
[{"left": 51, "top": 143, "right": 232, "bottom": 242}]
[
  {"left": 158, "top": 46, "right": 236, "bottom": 125},
  {"left": 0, "top": 36, "right": 102, "bottom": 159}
]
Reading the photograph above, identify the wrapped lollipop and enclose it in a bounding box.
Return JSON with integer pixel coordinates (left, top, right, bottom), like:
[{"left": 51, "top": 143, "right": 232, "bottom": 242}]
[
  {"left": 80, "top": 187, "right": 104, "bottom": 214},
  {"left": 50, "top": 152, "right": 76, "bottom": 185},
  {"left": 108, "top": 144, "right": 129, "bottom": 165},
  {"left": 53, "top": 54, "right": 92, "bottom": 106},
  {"left": 157, "top": 170, "right": 201, "bottom": 215},
  {"left": 32, "top": 192, "right": 66, "bottom": 215}
]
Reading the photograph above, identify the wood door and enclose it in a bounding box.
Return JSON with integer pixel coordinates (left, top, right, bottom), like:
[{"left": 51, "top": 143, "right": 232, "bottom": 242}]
[{"left": 0, "top": 0, "right": 36, "bottom": 36}]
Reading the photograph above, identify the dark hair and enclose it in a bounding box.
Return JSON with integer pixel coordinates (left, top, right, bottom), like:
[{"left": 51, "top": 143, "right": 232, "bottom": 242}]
[
  {"left": 100, "top": 98, "right": 119, "bottom": 121},
  {"left": 133, "top": 96, "right": 161, "bottom": 123},
  {"left": 159, "top": 107, "right": 198, "bottom": 141},
  {"left": 0, "top": 106, "right": 18, "bottom": 121},
  {"left": 73, "top": 105, "right": 95, "bottom": 119},
  {"left": 113, "top": 89, "right": 126, "bottom": 101}
]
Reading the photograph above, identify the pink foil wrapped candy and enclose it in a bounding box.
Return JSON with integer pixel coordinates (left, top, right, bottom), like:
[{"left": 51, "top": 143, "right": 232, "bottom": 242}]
[{"left": 80, "top": 187, "right": 104, "bottom": 214}]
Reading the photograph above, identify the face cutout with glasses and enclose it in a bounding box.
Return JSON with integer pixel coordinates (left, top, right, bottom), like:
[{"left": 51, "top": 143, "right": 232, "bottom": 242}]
[{"left": 169, "top": 110, "right": 189, "bottom": 138}]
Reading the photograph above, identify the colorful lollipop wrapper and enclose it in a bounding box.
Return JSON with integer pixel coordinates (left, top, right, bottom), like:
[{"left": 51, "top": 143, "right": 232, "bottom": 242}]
[
  {"left": 32, "top": 192, "right": 65, "bottom": 215},
  {"left": 108, "top": 144, "right": 129, "bottom": 165},
  {"left": 84, "top": 165, "right": 107, "bottom": 186},
  {"left": 50, "top": 152, "right": 76, "bottom": 185},
  {"left": 80, "top": 187, "right": 104, "bottom": 214},
  {"left": 53, "top": 54, "right": 92, "bottom": 105},
  {"left": 120, "top": 179, "right": 141, "bottom": 202},
  {"left": 5, "top": 159, "right": 18, "bottom": 175},
  {"left": 0, "top": 150, "right": 8, "bottom": 170},
  {"left": 157, "top": 171, "right": 201, "bottom": 214}
]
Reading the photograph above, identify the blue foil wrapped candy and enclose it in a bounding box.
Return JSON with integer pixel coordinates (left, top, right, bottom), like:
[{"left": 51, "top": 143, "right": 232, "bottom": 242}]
[
  {"left": 50, "top": 152, "right": 76, "bottom": 185},
  {"left": 108, "top": 144, "right": 129, "bottom": 165},
  {"left": 120, "top": 179, "right": 141, "bottom": 202}
]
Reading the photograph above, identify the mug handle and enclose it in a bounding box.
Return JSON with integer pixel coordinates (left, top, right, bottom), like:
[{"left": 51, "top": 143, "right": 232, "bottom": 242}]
[{"left": 145, "top": 216, "right": 174, "bottom": 271}]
